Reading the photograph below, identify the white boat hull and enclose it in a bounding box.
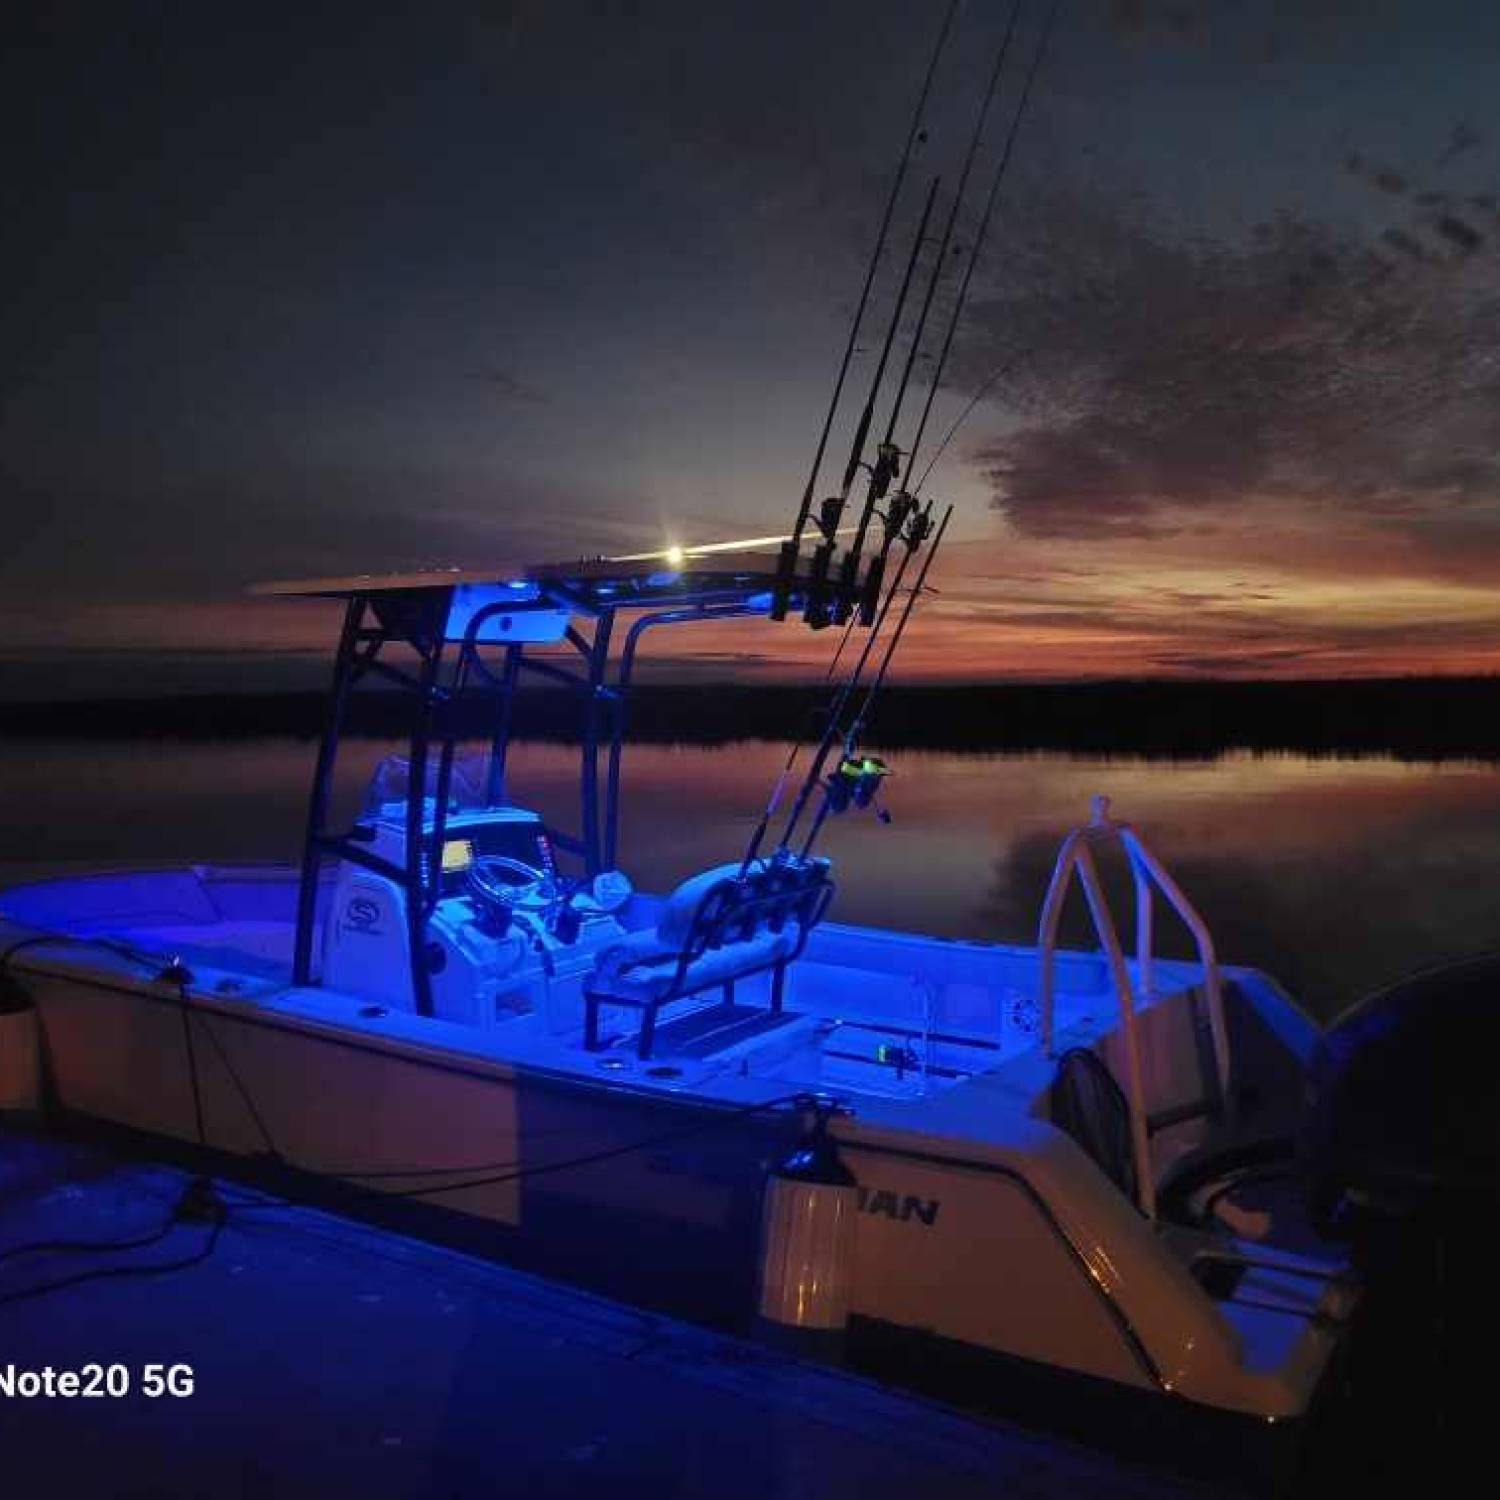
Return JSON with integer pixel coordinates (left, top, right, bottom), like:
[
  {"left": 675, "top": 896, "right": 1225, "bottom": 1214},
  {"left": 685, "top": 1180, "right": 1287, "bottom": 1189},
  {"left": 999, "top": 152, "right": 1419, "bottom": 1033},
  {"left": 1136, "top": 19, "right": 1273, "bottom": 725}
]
[{"left": 2, "top": 867, "right": 1346, "bottom": 1424}]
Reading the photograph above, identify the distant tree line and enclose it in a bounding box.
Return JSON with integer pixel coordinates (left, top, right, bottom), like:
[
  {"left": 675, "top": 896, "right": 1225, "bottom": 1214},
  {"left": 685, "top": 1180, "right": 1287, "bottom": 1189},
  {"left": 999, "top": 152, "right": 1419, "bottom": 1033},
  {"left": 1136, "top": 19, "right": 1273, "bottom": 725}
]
[{"left": 4, "top": 677, "right": 1500, "bottom": 761}]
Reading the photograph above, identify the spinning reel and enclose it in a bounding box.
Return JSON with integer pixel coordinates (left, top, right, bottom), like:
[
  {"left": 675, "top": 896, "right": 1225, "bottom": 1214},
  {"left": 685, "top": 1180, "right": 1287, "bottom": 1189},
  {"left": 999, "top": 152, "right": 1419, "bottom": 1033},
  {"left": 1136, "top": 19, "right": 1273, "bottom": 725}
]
[{"left": 825, "top": 754, "right": 892, "bottom": 821}]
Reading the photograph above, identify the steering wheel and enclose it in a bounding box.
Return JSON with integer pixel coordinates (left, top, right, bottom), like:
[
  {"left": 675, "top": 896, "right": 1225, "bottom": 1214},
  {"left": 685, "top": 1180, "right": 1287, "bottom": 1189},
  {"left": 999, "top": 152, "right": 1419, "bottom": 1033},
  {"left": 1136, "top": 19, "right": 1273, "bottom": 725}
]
[{"left": 466, "top": 854, "right": 554, "bottom": 917}]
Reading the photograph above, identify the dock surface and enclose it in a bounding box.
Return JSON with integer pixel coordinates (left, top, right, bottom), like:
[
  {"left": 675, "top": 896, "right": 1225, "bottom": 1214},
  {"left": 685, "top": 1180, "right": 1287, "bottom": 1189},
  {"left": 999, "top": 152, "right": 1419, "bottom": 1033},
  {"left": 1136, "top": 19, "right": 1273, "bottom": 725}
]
[{"left": 0, "top": 1127, "right": 1220, "bottom": 1499}]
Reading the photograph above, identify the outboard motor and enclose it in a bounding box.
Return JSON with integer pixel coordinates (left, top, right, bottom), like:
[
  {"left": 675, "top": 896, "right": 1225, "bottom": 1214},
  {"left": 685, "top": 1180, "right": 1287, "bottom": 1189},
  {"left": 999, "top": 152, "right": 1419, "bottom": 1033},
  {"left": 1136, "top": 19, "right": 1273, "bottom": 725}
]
[
  {"left": 1300, "top": 954, "right": 1500, "bottom": 1479},
  {"left": 1303, "top": 952, "right": 1500, "bottom": 1233}
]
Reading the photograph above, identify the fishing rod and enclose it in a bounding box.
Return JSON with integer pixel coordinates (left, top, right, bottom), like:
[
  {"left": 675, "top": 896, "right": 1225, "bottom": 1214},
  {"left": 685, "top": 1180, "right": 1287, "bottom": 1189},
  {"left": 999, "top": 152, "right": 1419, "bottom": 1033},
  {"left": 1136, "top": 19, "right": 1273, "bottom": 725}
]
[
  {"left": 755, "top": 5, "right": 1060, "bottom": 862},
  {"left": 740, "top": 498, "right": 934, "bottom": 873},
  {"left": 900, "top": 0, "right": 1060, "bottom": 502},
  {"left": 796, "top": 504, "right": 954, "bottom": 860},
  {"left": 770, "top": 0, "right": 960, "bottom": 622},
  {"left": 848, "top": 2, "right": 1055, "bottom": 635},
  {"left": 770, "top": 498, "right": 936, "bottom": 856},
  {"left": 802, "top": 174, "right": 942, "bottom": 629},
  {"left": 846, "top": 504, "right": 952, "bottom": 754},
  {"left": 820, "top": 478, "right": 933, "bottom": 705},
  {"left": 796, "top": 7, "right": 1054, "bottom": 844},
  {"left": 832, "top": 0, "right": 1024, "bottom": 628},
  {"left": 910, "top": 351, "right": 1027, "bottom": 497},
  {"left": 756, "top": 8, "right": 1036, "bottom": 856},
  {"left": 791, "top": 500, "right": 936, "bottom": 838}
]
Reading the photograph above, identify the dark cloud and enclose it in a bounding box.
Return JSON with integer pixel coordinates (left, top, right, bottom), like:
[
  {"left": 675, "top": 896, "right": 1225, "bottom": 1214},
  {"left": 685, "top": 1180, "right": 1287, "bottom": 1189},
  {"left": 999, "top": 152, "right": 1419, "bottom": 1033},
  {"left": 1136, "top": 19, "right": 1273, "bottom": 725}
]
[
  {"left": 953, "top": 173, "right": 1500, "bottom": 540},
  {"left": 1437, "top": 122, "right": 1482, "bottom": 167},
  {"left": 6, "top": 0, "right": 1500, "bottom": 684}
]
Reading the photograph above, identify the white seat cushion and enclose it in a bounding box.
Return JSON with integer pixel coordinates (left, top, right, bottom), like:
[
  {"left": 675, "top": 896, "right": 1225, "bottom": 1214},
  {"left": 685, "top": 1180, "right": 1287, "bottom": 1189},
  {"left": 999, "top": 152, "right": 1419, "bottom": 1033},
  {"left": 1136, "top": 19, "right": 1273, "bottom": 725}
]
[
  {"left": 656, "top": 861, "right": 758, "bottom": 945},
  {"left": 591, "top": 922, "right": 801, "bottom": 1004}
]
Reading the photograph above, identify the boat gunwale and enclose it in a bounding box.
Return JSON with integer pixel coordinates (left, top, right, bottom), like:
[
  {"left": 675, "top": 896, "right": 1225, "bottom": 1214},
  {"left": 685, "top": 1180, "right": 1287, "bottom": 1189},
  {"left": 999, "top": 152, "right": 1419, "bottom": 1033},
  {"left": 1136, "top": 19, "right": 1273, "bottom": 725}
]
[{"left": 9, "top": 938, "right": 1179, "bottom": 1400}]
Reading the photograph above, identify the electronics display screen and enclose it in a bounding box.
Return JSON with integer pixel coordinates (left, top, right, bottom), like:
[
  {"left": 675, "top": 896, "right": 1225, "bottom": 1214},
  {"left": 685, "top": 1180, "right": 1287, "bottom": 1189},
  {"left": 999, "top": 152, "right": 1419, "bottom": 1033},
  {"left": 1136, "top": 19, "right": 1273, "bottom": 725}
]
[
  {"left": 441, "top": 839, "right": 474, "bottom": 874},
  {"left": 435, "top": 820, "right": 552, "bottom": 892}
]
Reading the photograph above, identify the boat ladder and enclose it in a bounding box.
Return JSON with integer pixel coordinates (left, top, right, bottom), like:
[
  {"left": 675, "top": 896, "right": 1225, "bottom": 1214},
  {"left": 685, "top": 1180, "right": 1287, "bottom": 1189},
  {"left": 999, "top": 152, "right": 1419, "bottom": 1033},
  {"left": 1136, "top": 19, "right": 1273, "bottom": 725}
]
[{"left": 1037, "top": 796, "right": 1232, "bottom": 1219}]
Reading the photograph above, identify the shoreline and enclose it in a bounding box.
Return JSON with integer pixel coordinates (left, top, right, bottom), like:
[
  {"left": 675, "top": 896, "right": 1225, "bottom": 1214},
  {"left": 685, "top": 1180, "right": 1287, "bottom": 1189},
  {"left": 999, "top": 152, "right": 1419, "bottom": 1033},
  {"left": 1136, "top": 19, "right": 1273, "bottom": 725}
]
[{"left": 3, "top": 677, "right": 1500, "bottom": 761}]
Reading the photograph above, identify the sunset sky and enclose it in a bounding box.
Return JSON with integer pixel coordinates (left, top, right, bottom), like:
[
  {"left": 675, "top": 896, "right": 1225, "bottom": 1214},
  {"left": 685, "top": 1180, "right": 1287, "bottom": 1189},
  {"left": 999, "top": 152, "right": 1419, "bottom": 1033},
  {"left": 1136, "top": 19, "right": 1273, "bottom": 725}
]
[{"left": 4, "top": 0, "right": 1500, "bottom": 694}]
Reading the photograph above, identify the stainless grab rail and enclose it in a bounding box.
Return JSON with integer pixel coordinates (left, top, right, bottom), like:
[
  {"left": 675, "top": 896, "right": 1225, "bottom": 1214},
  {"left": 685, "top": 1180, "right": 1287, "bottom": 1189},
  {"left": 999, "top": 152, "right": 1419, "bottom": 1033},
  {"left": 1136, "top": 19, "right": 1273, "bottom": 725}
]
[{"left": 1037, "top": 796, "right": 1232, "bottom": 1220}]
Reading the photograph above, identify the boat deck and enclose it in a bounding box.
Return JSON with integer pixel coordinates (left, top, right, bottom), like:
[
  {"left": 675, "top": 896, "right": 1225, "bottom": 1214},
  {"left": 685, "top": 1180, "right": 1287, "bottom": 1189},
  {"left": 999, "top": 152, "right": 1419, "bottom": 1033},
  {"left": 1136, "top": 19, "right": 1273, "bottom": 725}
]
[
  {"left": 0, "top": 862, "right": 1219, "bottom": 1127},
  {"left": 0, "top": 1126, "right": 1223, "bottom": 1500}
]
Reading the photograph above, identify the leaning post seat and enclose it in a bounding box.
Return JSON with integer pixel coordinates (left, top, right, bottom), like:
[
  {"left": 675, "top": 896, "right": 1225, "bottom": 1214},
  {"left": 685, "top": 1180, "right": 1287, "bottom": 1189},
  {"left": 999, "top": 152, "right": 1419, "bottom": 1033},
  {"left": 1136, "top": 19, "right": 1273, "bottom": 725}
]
[{"left": 583, "top": 856, "right": 835, "bottom": 1058}]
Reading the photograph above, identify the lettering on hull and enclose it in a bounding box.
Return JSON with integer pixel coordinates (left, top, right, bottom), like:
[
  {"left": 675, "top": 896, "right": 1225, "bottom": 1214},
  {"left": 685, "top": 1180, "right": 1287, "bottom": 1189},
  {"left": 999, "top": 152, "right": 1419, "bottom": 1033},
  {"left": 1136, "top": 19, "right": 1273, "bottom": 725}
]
[{"left": 856, "top": 1185, "right": 940, "bottom": 1226}]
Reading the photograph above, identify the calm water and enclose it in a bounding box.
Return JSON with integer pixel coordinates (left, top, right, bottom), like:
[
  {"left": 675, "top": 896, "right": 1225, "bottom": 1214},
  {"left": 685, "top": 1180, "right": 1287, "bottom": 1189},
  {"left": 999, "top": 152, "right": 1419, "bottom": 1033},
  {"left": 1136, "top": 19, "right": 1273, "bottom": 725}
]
[{"left": 5, "top": 735, "right": 1500, "bottom": 1022}]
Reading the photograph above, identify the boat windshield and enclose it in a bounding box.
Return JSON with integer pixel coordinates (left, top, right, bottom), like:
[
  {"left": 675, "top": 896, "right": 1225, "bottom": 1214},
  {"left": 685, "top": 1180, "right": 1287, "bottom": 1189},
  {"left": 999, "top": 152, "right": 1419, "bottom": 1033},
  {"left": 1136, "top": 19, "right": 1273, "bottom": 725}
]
[{"left": 362, "top": 750, "right": 499, "bottom": 826}]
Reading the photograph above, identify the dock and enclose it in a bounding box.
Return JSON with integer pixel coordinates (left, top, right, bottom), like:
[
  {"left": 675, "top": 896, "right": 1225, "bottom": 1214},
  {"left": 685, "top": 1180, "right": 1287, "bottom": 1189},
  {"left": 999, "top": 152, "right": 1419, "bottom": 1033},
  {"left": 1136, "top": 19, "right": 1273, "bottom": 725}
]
[{"left": 0, "top": 1127, "right": 1222, "bottom": 1499}]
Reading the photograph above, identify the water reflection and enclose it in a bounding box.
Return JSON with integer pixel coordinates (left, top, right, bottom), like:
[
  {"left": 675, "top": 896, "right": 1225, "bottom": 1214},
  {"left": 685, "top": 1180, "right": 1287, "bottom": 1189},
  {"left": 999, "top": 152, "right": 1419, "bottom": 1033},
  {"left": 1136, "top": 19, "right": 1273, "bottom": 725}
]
[{"left": 3, "top": 736, "right": 1499, "bottom": 1021}]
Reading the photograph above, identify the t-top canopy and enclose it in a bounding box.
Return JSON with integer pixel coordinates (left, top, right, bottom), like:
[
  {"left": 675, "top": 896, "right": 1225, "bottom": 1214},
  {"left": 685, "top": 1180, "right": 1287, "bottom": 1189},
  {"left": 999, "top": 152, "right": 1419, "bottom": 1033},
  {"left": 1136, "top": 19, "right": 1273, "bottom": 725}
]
[{"left": 248, "top": 535, "right": 864, "bottom": 626}]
